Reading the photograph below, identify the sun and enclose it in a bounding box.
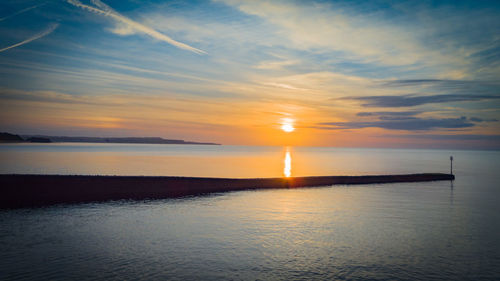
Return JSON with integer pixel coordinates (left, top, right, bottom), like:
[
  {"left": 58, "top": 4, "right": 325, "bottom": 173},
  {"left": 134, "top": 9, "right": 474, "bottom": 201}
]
[
  {"left": 281, "top": 123, "right": 294, "bottom": 132},
  {"left": 280, "top": 118, "right": 295, "bottom": 133}
]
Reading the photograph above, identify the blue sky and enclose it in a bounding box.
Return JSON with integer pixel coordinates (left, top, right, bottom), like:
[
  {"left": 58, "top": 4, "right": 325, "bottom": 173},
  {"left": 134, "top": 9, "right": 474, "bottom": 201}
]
[{"left": 0, "top": 0, "right": 499, "bottom": 148}]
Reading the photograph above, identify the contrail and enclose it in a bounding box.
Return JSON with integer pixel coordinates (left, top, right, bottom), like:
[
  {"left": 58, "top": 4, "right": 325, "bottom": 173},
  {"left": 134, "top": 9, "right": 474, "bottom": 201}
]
[
  {"left": 67, "top": 0, "right": 205, "bottom": 54},
  {"left": 0, "top": 3, "right": 46, "bottom": 22},
  {"left": 90, "top": 0, "right": 113, "bottom": 12},
  {"left": 0, "top": 23, "right": 59, "bottom": 53}
]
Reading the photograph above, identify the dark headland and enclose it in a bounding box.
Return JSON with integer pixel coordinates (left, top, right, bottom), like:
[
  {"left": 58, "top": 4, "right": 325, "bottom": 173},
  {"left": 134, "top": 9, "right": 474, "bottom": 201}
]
[
  {"left": 19, "top": 135, "right": 220, "bottom": 145},
  {"left": 0, "top": 173, "right": 454, "bottom": 209},
  {"left": 0, "top": 132, "right": 220, "bottom": 145}
]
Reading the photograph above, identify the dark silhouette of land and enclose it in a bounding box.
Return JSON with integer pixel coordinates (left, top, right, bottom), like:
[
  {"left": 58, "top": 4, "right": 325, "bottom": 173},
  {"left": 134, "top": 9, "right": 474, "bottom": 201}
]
[
  {"left": 0, "top": 132, "right": 23, "bottom": 142},
  {"left": 0, "top": 131, "right": 220, "bottom": 145},
  {"left": 20, "top": 135, "right": 220, "bottom": 145},
  {"left": 0, "top": 173, "right": 454, "bottom": 209},
  {"left": 26, "top": 137, "right": 51, "bottom": 143}
]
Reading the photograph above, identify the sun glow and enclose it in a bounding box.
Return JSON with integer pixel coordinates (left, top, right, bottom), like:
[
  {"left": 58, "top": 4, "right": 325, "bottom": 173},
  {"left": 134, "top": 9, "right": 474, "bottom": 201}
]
[{"left": 281, "top": 118, "right": 295, "bottom": 133}]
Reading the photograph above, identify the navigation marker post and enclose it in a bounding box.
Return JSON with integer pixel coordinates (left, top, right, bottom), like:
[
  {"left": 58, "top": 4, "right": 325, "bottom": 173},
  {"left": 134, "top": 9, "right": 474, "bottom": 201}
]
[{"left": 450, "top": 156, "right": 453, "bottom": 175}]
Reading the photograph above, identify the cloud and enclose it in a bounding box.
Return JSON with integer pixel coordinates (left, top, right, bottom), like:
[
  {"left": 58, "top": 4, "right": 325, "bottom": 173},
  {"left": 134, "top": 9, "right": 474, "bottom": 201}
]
[
  {"left": 356, "top": 111, "right": 421, "bottom": 117},
  {"left": 377, "top": 133, "right": 500, "bottom": 149},
  {"left": 378, "top": 79, "right": 500, "bottom": 92},
  {"left": 469, "top": 117, "right": 498, "bottom": 122},
  {"left": 256, "top": 71, "right": 374, "bottom": 99},
  {"left": 255, "top": 59, "right": 299, "bottom": 70},
  {"left": 342, "top": 94, "right": 500, "bottom": 108},
  {"left": 376, "top": 79, "right": 500, "bottom": 101},
  {"left": 0, "top": 88, "right": 100, "bottom": 105},
  {"left": 0, "top": 3, "right": 45, "bottom": 22},
  {"left": 216, "top": 0, "right": 500, "bottom": 80},
  {"left": 0, "top": 23, "right": 58, "bottom": 53},
  {"left": 399, "top": 134, "right": 500, "bottom": 142},
  {"left": 213, "top": 0, "right": 456, "bottom": 67},
  {"left": 318, "top": 116, "right": 478, "bottom": 131},
  {"left": 66, "top": 0, "right": 205, "bottom": 54},
  {"left": 380, "top": 79, "right": 447, "bottom": 87}
]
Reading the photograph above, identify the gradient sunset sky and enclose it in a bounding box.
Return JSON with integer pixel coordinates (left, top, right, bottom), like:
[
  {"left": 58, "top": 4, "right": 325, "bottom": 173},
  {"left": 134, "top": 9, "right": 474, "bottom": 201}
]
[{"left": 1, "top": 0, "right": 499, "bottom": 148}]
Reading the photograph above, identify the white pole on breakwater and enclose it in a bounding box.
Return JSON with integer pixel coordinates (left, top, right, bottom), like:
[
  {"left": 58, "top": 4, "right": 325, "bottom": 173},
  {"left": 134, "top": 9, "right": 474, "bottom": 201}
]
[{"left": 450, "top": 156, "right": 453, "bottom": 175}]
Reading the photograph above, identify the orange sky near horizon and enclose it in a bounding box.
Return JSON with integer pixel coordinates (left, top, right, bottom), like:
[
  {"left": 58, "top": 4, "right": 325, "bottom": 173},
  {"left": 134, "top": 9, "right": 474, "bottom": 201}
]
[{"left": 0, "top": 0, "right": 499, "bottom": 149}]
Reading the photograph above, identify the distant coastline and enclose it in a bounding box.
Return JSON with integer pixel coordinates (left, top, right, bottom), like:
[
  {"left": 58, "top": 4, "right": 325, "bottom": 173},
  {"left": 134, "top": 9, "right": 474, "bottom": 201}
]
[{"left": 0, "top": 132, "right": 220, "bottom": 145}]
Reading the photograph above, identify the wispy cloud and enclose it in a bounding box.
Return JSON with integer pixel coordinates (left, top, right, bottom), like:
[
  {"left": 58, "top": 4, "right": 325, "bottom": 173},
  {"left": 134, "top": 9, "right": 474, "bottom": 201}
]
[
  {"left": 380, "top": 79, "right": 448, "bottom": 87},
  {"left": 469, "top": 117, "right": 498, "bottom": 122},
  {"left": 386, "top": 133, "right": 500, "bottom": 149},
  {"left": 255, "top": 59, "right": 299, "bottom": 70},
  {"left": 0, "top": 3, "right": 45, "bottom": 22},
  {"left": 378, "top": 79, "right": 500, "bottom": 92},
  {"left": 215, "top": 0, "right": 500, "bottom": 80},
  {"left": 214, "top": 0, "right": 430, "bottom": 66},
  {"left": 318, "top": 116, "right": 481, "bottom": 131},
  {"left": 356, "top": 111, "right": 422, "bottom": 118},
  {"left": 394, "top": 134, "right": 500, "bottom": 142},
  {"left": 0, "top": 23, "right": 58, "bottom": 53},
  {"left": 342, "top": 94, "right": 500, "bottom": 108},
  {"left": 66, "top": 0, "right": 205, "bottom": 54}
]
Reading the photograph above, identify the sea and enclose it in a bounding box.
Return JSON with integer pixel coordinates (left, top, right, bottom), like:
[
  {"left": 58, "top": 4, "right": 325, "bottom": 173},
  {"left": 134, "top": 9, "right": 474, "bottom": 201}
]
[{"left": 0, "top": 143, "right": 499, "bottom": 280}]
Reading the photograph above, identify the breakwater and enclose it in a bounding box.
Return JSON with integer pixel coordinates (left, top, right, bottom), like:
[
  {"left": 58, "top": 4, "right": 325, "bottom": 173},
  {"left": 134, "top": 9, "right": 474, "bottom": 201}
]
[{"left": 0, "top": 173, "right": 454, "bottom": 208}]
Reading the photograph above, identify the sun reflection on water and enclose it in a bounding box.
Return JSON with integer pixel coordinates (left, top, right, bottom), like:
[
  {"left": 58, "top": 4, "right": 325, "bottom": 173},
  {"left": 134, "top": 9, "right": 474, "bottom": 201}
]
[{"left": 284, "top": 148, "right": 291, "bottom": 177}]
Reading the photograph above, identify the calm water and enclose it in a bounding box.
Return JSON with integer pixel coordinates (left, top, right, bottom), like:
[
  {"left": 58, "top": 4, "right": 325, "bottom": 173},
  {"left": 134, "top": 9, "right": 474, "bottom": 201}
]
[
  {"left": 0, "top": 143, "right": 488, "bottom": 177},
  {"left": 1, "top": 144, "right": 499, "bottom": 280}
]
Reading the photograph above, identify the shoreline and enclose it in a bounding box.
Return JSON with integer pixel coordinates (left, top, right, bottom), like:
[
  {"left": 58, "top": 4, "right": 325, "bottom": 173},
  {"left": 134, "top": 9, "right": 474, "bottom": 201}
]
[{"left": 0, "top": 173, "right": 454, "bottom": 209}]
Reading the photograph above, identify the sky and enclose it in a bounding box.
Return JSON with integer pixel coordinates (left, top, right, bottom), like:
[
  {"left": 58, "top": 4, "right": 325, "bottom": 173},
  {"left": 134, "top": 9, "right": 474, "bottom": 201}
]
[{"left": 0, "top": 0, "right": 499, "bottom": 149}]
